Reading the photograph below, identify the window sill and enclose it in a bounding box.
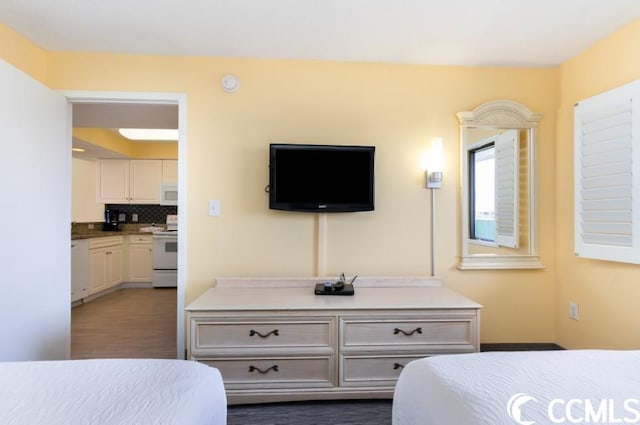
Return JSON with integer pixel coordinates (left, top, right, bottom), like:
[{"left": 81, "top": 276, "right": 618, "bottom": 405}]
[{"left": 457, "top": 255, "right": 544, "bottom": 270}]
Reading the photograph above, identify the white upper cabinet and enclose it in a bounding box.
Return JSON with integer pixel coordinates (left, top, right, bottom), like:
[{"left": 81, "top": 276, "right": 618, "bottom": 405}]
[
  {"left": 97, "top": 159, "right": 129, "bottom": 204},
  {"left": 129, "top": 160, "right": 163, "bottom": 203},
  {"left": 97, "top": 159, "right": 162, "bottom": 204},
  {"left": 162, "top": 160, "right": 178, "bottom": 183}
]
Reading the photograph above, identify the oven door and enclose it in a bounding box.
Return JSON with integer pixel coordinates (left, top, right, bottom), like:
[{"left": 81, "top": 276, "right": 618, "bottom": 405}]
[
  {"left": 153, "top": 270, "right": 177, "bottom": 288},
  {"left": 152, "top": 234, "right": 178, "bottom": 269}
]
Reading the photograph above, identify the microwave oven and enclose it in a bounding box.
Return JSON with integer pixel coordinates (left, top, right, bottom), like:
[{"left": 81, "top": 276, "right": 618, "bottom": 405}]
[{"left": 160, "top": 184, "right": 178, "bottom": 205}]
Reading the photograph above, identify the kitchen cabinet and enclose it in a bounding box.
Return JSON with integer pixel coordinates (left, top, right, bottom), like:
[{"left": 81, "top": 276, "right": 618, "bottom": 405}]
[
  {"left": 88, "top": 236, "right": 123, "bottom": 295},
  {"left": 71, "top": 239, "right": 89, "bottom": 302},
  {"left": 97, "top": 159, "right": 162, "bottom": 204},
  {"left": 162, "top": 160, "right": 178, "bottom": 183},
  {"left": 127, "top": 235, "right": 153, "bottom": 283}
]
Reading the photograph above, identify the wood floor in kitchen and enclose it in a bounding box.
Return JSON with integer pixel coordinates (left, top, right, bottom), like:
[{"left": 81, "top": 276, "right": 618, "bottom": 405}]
[{"left": 71, "top": 287, "right": 177, "bottom": 359}]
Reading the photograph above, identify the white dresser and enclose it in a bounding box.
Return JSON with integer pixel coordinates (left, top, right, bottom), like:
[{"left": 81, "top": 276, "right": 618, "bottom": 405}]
[{"left": 185, "top": 277, "right": 482, "bottom": 405}]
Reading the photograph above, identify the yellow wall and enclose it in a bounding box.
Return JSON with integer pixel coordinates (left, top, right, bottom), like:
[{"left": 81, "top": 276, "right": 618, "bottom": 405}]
[
  {"left": 555, "top": 20, "right": 640, "bottom": 349},
  {"left": 6, "top": 17, "right": 640, "bottom": 348},
  {"left": 44, "top": 53, "right": 558, "bottom": 343},
  {"left": 1, "top": 22, "right": 558, "bottom": 343},
  {"left": 0, "top": 24, "right": 47, "bottom": 82}
]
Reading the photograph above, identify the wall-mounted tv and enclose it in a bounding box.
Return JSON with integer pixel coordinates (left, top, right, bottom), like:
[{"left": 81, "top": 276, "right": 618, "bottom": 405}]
[{"left": 269, "top": 143, "right": 375, "bottom": 213}]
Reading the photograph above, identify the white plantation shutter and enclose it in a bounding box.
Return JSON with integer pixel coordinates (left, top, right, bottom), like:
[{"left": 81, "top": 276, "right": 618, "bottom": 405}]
[
  {"left": 495, "top": 129, "right": 519, "bottom": 248},
  {"left": 575, "top": 80, "right": 640, "bottom": 263}
]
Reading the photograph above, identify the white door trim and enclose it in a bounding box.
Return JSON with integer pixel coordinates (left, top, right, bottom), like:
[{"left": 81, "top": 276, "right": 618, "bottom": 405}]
[{"left": 63, "top": 90, "right": 187, "bottom": 359}]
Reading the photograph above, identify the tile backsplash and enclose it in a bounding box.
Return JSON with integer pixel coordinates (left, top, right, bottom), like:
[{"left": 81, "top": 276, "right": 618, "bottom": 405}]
[{"left": 106, "top": 204, "right": 178, "bottom": 225}]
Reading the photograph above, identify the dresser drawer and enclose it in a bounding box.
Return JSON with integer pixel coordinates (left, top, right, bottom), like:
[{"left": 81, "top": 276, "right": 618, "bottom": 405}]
[
  {"left": 341, "top": 316, "right": 477, "bottom": 351},
  {"left": 191, "top": 317, "right": 334, "bottom": 353},
  {"left": 340, "top": 354, "right": 427, "bottom": 387},
  {"left": 197, "top": 356, "right": 335, "bottom": 390}
]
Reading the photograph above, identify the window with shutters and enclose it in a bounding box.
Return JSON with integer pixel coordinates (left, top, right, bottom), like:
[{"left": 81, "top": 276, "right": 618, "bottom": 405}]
[
  {"left": 495, "top": 129, "right": 520, "bottom": 248},
  {"left": 468, "top": 129, "right": 519, "bottom": 248},
  {"left": 574, "top": 80, "right": 640, "bottom": 264},
  {"left": 457, "top": 100, "right": 542, "bottom": 270}
]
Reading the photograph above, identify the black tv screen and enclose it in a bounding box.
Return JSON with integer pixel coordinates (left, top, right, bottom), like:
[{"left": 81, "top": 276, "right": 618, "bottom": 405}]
[{"left": 269, "top": 143, "right": 375, "bottom": 212}]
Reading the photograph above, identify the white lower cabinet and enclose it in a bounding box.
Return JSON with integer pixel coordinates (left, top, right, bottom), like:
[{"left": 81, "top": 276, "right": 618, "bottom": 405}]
[
  {"left": 186, "top": 278, "right": 481, "bottom": 405},
  {"left": 71, "top": 239, "right": 89, "bottom": 302},
  {"left": 88, "top": 236, "right": 123, "bottom": 295},
  {"left": 72, "top": 234, "right": 153, "bottom": 302},
  {"left": 127, "top": 235, "right": 153, "bottom": 283}
]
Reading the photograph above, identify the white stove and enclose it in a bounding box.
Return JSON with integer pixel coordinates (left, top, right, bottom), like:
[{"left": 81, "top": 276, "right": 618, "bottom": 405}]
[{"left": 152, "top": 215, "right": 178, "bottom": 287}]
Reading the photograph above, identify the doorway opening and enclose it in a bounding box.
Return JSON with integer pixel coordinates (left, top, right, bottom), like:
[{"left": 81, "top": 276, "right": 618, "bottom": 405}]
[{"left": 66, "top": 91, "right": 187, "bottom": 359}]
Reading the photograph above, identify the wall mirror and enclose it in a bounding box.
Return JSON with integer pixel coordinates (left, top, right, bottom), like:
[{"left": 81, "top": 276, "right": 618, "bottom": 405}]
[{"left": 457, "top": 100, "right": 543, "bottom": 269}]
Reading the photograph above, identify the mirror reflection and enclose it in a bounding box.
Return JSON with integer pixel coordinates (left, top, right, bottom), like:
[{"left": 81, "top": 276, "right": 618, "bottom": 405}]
[
  {"left": 467, "top": 128, "right": 529, "bottom": 255},
  {"left": 457, "top": 100, "right": 543, "bottom": 269}
]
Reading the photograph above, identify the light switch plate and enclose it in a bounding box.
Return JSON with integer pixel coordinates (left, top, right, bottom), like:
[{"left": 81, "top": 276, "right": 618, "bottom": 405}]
[
  {"left": 569, "top": 301, "right": 579, "bottom": 320},
  {"left": 208, "top": 200, "right": 220, "bottom": 217}
]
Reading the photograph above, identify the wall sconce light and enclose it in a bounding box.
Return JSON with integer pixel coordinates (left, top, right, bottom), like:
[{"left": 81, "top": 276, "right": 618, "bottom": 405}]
[
  {"left": 425, "top": 137, "right": 444, "bottom": 189},
  {"left": 423, "top": 137, "right": 444, "bottom": 277}
]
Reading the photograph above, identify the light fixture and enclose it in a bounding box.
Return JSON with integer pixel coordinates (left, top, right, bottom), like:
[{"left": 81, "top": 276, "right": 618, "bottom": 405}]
[
  {"left": 118, "top": 128, "right": 179, "bottom": 141},
  {"left": 423, "top": 137, "right": 444, "bottom": 277},
  {"left": 71, "top": 147, "right": 86, "bottom": 152},
  {"left": 425, "top": 137, "right": 444, "bottom": 189}
]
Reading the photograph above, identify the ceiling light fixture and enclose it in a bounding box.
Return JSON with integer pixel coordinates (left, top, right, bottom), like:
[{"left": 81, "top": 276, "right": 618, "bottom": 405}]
[
  {"left": 118, "top": 128, "right": 179, "bottom": 141},
  {"left": 71, "top": 147, "right": 86, "bottom": 152}
]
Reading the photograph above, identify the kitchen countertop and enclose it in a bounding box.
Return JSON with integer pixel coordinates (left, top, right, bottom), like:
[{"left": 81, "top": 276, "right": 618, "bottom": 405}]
[
  {"left": 71, "top": 230, "right": 156, "bottom": 240},
  {"left": 71, "top": 223, "right": 165, "bottom": 240}
]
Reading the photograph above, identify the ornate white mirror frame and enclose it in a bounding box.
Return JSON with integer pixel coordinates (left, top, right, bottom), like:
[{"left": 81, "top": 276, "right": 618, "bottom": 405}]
[{"left": 457, "top": 100, "right": 544, "bottom": 270}]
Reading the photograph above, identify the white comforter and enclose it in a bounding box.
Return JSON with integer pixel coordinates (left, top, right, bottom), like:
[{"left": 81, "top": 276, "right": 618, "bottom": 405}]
[
  {"left": 0, "top": 358, "right": 226, "bottom": 425},
  {"left": 393, "top": 350, "right": 640, "bottom": 425}
]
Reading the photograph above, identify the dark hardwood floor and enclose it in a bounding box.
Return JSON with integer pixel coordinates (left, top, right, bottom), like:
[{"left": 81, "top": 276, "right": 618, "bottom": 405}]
[{"left": 71, "top": 287, "right": 177, "bottom": 359}]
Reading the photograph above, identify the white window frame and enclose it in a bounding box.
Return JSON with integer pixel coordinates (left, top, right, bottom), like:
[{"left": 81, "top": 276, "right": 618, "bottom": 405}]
[{"left": 457, "top": 100, "right": 542, "bottom": 270}]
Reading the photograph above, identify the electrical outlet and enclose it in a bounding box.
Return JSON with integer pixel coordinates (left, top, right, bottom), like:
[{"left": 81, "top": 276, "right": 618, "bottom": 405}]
[
  {"left": 569, "top": 302, "right": 579, "bottom": 320},
  {"left": 208, "top": 200, "right": 220, "bottom": 217},
  {"left": 132, "top": 213, "right": 138, "bottom": 222}
]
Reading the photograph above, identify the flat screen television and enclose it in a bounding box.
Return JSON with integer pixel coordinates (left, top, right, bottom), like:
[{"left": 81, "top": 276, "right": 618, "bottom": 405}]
[{"left": 269, "top": 143, "right": 375, "bottom": 212}]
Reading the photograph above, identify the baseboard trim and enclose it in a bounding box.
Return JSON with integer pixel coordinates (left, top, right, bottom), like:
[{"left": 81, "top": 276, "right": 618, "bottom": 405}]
[{"left": 480, "top": 343, "right": 565, "bottom": 351}]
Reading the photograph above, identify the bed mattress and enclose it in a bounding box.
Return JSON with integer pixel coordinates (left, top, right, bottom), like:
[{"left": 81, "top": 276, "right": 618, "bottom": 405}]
[
  {"left": 0, "top": 358, "right": 226, "bottom": 425},
  {"left": 393, "top": 350, "right": 640, "bottom": 425}
]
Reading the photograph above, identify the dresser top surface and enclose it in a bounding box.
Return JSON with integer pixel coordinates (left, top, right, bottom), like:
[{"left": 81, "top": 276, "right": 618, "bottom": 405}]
[{"left": 186, "top": 277, "right": 482, "bottom": 311}]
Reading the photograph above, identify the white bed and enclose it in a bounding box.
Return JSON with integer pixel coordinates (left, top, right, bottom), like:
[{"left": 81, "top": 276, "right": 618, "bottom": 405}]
[
  {"left": 0, "top": 358, "right": 226, "bottom": 425},
  {"left": 393, "top": 350, "right": 640, "bottom": 425}
]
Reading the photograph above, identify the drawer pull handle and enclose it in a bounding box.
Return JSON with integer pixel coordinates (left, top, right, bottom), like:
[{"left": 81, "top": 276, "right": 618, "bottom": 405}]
[
  {"left": 393, "top": 327, "right": 422, "bottom": 336},
  {"left": 393, "top": 363, "right": 405, "bottom": 370},
  {"left": 249, "top": 365, "right": 279, "bottom": 374},
  {"left": 249, "top": 329, "right": 279, "bottom": 338}
]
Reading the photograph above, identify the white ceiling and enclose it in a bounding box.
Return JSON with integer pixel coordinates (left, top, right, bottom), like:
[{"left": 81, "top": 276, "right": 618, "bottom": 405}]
[
  {"left": 2, "top": 0, "right": 640, "bottom": 67},
  {"left": 71, "top": 103, "right": 179, "bottom": 159}
]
